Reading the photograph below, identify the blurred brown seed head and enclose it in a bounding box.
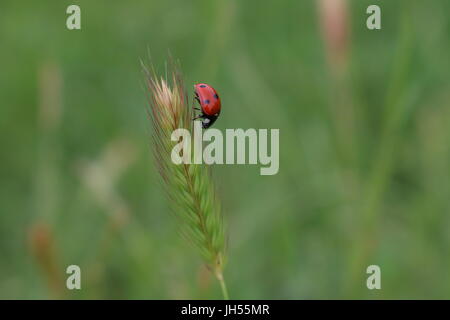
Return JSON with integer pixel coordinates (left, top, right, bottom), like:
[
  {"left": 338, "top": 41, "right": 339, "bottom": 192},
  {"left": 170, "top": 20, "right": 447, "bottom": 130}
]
[{"left": 28, "top": 222, "right": 63, "bottom": 297}]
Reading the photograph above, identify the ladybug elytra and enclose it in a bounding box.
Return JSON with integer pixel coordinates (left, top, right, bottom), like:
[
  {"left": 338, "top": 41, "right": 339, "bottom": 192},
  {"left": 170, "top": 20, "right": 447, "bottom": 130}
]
[{"left": 193, "top": 83, "right": 221, "bottom": 129}]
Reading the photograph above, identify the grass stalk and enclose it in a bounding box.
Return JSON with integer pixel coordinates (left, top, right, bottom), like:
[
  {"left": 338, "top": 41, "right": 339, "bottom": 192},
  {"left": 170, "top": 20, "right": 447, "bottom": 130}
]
[
  {"left": 346, "top": 8, "right": 413, "bottom": 296},
  {"left": 216, "top": 271, "right": 229, "bottom": 300},
  {"left": 142, "top": 60, "right": 228, "bottom": 299}
]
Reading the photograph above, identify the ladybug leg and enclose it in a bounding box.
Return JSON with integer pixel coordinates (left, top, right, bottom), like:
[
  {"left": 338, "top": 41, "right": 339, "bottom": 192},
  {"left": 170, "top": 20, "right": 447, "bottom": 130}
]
[
  {"left": 192, "top": 100, "right": 201, "bottom": 110},
  {"left": 191, "top": 92, "right": 203, "bottom": 115},
  {"left": 192, "top": 115, "right": 203, "bottom": 120},
  {"left": 192, "top": 95, "right": 201, "bottom": 109}
]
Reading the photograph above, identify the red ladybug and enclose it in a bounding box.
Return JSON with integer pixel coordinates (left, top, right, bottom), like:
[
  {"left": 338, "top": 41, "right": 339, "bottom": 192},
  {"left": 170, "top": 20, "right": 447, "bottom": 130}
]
[{"left": 193, "top": 83, "right": 221, "bottom": 128}]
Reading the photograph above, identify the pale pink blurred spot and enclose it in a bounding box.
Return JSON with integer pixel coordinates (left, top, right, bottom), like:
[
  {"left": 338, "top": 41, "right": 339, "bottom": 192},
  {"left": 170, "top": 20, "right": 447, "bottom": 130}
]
[{"left": 318, "top": 0, "right": 350, "bottom": 71}]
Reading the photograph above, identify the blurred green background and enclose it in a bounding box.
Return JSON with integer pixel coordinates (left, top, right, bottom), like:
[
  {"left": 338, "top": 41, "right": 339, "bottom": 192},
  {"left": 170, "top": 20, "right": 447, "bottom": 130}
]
[{"left": 0, "top": 0, "right": 449, "bottom": 299}]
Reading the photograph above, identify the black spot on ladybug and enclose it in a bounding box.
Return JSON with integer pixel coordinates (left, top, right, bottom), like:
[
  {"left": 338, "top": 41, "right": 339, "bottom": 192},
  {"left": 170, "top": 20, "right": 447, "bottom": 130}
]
[
  {"left": 214, "top": 94, "right": 219, "bottom": 99},
  {"left": 200, "top": 85, "right": 206, "bottom": 88},
  {"left": 204, "top": 99, "right": 210, "bottom": 104}
]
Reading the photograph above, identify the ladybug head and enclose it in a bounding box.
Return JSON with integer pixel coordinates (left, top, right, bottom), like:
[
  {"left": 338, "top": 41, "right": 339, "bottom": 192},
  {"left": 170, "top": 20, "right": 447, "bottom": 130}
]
[
  {"left": 201, "top": 117, "right": 211, "bottom": 129},
  {"left": 201, "top": 115, "right": 218, "bottom": 129}
]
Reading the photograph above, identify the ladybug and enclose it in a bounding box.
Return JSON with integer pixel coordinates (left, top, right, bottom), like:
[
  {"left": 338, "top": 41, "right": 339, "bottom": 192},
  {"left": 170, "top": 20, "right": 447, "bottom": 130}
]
[{"left": 193, "top": 83, "right": 221, "bottom": 129}]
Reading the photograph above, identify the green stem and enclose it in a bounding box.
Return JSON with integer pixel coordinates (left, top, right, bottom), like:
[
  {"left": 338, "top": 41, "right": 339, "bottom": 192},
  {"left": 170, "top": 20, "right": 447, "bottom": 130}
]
[{"left": 216, "top": 272, "right": 229, "bottom": 300}]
